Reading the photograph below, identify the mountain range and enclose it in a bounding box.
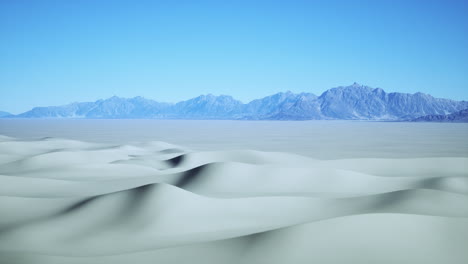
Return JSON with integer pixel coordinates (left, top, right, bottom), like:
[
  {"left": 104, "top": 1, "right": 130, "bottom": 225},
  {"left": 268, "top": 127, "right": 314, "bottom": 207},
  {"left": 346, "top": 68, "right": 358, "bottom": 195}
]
[
  {"left": 3, "top": 83, "right": 468, "bottom": 121},
  {"left": 411, "top": 108, "right": 468, "bottom": 122},
  {"left": 0, "top": 111, "right": 11, "bottom": 118}
]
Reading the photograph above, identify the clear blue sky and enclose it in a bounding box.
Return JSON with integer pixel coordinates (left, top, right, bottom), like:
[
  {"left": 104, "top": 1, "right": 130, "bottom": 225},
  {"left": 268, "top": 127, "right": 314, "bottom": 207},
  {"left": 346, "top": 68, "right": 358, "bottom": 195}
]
[{"left": 1, "top": 0, "right": 467, "bottom": 113}]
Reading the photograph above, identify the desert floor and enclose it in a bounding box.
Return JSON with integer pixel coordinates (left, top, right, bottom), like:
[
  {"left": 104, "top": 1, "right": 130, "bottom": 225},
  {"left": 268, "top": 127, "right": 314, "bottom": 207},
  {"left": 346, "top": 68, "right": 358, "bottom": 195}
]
[{"left": 0, "top": 120, "right": 467, "bottom": 264}]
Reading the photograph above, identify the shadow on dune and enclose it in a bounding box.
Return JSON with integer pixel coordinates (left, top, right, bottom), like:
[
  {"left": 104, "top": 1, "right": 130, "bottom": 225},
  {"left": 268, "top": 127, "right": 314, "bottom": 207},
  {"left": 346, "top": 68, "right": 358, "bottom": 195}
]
[
  {"left": 63, "top": 184, "right": 160, "bottom": 237},
  {"left": 363, "top": 190, "right": 413, "bottom": 213},
  {"left": 175, "top": 165, "right": 208, "bottom": 188},
  {"left": 0, "top": 184, "right": 159, "bottom": 237},
  {"left": 0, "top": 196, "right": 102, "bottom": 236},
  {"left": 420, "top": 176, "right": 468, "bottom": 195},
  {"left": 166, "top": 154, "right": 186, "bottom": 167},
  {"left": 61, "top": 196, "right": 99, "bottom": 215}
]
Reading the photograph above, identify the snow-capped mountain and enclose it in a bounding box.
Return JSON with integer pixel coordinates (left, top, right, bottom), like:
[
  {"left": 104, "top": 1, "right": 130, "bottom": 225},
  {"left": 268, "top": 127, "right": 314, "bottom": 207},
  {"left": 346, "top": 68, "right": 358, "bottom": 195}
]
[
  {"left": 7, "top": 83, "right": 468, "bottom": 120},
  {"left": 317, "top": 83, "right": 467, "bottom": 120},
  {"left": 169, "top": 95, "right": 244, "bottom": 119}
]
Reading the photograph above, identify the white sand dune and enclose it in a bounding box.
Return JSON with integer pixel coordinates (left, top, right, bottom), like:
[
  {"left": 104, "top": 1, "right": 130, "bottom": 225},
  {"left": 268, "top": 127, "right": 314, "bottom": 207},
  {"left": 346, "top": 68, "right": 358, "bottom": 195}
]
[{"left": 0, "top": 136, "right": 468, "bottom": 263}]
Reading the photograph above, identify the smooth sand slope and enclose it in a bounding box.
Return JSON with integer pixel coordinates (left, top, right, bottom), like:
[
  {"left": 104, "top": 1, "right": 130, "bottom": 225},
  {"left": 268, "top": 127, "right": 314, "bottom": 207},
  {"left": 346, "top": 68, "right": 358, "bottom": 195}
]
[{"left": 0, "top": 135, "right": 467, "bottom": 264}]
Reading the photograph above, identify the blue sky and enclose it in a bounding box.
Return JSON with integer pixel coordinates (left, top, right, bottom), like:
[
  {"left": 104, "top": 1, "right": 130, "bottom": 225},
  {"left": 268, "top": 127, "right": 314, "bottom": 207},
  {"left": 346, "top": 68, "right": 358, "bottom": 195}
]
[{"left": 1, "top": 0, "right": 467, "bottom": 113}]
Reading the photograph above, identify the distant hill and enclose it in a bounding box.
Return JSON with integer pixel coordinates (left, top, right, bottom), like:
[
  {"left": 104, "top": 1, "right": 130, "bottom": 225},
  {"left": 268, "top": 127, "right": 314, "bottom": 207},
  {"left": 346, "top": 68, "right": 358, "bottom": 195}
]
[
  {"left": 6, "top": 83, "right": 468, "bottom": 120},
  {"left": 411, "top": 108, "right": 468, "bottom": 122},
  {"left": 0, "top": 111, "right": 11, "bottom": 117}
]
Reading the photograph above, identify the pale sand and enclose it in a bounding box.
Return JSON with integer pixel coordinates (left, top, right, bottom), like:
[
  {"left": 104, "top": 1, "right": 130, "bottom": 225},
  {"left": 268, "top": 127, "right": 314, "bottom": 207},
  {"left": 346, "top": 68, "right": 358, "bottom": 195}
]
[{"left": 0, "top": 121, "right": 467, "bottom": 263}]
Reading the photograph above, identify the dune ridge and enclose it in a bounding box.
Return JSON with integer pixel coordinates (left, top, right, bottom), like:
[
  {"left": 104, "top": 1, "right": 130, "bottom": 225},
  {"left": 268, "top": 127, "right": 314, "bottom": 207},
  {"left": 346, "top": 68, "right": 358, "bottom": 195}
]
[{"left": 0, "top": 136, "right": 467, "bottom": 263}]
